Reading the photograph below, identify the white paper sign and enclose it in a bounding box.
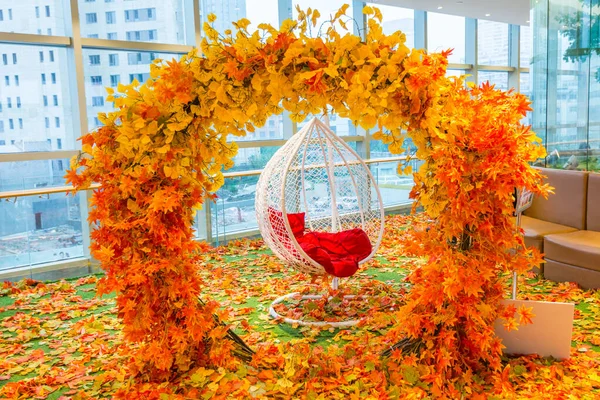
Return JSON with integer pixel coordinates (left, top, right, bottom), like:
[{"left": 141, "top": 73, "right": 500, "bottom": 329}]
[{"left": 494, "top": 299, "right": 574, "bottom": 360}]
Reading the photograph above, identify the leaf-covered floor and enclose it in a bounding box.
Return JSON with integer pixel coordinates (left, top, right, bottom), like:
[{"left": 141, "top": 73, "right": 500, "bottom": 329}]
[{"left": 1, "top": 214, "right": 599, "bottom": 399}]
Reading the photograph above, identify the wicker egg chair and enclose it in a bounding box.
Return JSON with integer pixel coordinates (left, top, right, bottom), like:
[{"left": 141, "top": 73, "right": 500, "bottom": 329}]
[{"left": 255, "top": 117, "right": 384, "bottom": 326}]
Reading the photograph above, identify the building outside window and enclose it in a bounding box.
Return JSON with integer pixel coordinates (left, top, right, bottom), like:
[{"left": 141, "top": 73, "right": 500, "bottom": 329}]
[
  {"left": 91, "top": 76, "right": 102, "bottom": 85},
  {"left": 110, "top": 74, "right": 120, "bottom": 87},
  {"left": 89, "top": 55, "right": 100, "bottom": 65},
  {"left": 51, "top": 73, "right": 56, "bottom": 84},
  {"left": 109, "top": 54, "right": 118, "bottom": 66},
  {"left": 92, "top": 96, "right": 104, "bottom": 106},
  {"left": 86, "top": 13, "right": 97, "bottom": 24},
  {"left": 53, "top": 95, "right": 58, "bottom": 106},
  {"left": 107, "top": 32, "right": 117, "bottom": 40},
  {"left": 14, "top": 75, "right": 18, "bottom": 86},
  {"left": 106, "top": 11, "right": 116, "bottom": 24},
  {"left": 41, "top": 73, "right": 46, "bottom": 84}
]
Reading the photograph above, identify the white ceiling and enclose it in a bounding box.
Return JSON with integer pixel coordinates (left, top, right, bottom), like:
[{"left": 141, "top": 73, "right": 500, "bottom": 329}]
[{"left": 369, "top": 0, "right": 531, "bottom": 26}]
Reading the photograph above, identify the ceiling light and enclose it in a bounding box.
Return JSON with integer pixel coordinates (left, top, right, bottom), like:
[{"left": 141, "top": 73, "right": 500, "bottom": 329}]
[
  {"left": 526, "top": 20, "right": 530, "bottom": 23},
  {"left": 485, "top": 13, "right": 491, "bottom": 17},
  {"left": 438, "top": 6, "right": 443, "bottom": 10}
]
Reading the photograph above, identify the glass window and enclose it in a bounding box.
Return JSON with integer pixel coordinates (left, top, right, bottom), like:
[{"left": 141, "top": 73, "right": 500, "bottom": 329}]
[
  {"left": 14, "top": 75, "right": 19, "bottom": 86},
  {"left": 53, "top": 95, "right": 58, "bottom": 106},
  {"left": 107, "top": 32, "right": 117, "bottom": 40},
  {"left": 51, "top": 73, "right": 56, "bottom": 84},
  {"left": 0, "top": 44, "right": 75, "bottom": 154},
  {"left": 2, "top": 54, "right": 7, "bottom": 65},
  {"left": 89, "top": 55, "right": 100, "bottom": 65},
  {"left": 478, "top": 19, "right": 509, "bottom": 66},
  {"left": 49, "top": 50, "right": 54, "bottom": 62},
  {"left": 88, "top": 34, "right": 99, "bottom": 38},
  {"left": 292, "top": 0, "right": 353, "bottom": 37},
  {"left": 12, "top": 53, "right": 17, "bottom": 64},
  {"left": 83, "top": 50, "right": 183, "bottom": 131},
  {"left": 9, "top": 119, "right": 14, "bottom": 129},
  {"left": 55, "top": 117, "right": 60, "bottom": 128},
  {"left": 79, "top": 2, "right": 186, "bottom": 44},
  {"left": 478, "top": 71, "right": 509, "bottom": 91},
  {"left": 18, "top": 118, "right": 23, "bottom": 129},
  {"left": 39, "top": 51, "right": 44, "bottom": 62},
  {"left": 7, "top": 98, "right": 11, "bottom": 108},
  {"left": 0, "top": 2, "right": 67, "bottom": 35},
  {"left": 520, "top": 72, "right": 530, "bottom": 95},
  {"left": 520, "top": 24, "right": 532, "bottom": 67},
  {"left": 428, "top": 13, "right": 465, "bottom": 63},
  {"left": 4, "top": 76, "right": 9, "bottom": 86},
  {"left": 366, "top": 4, "right": 414, "bottom": 48}
]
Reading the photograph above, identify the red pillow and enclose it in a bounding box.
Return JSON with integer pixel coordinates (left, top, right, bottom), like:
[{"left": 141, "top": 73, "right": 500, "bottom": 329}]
[{"left": 268, "top": 207, "right": 306, "bottom": 239}]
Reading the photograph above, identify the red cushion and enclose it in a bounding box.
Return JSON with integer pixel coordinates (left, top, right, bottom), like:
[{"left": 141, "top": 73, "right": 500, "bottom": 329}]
[
  {"left": 268, "top": 207, "right": 306, "bottom": 240},
  {"left": 297, "top": 228, "right": 372, "bottom": 278}
]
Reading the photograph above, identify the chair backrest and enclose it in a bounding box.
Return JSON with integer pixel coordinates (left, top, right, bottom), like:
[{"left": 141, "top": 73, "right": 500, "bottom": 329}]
[
  {"left": 587, "top": 172, "right": 600, "bottom": 232},
  {"left": 525, "top": 167, "right": 588, "bottom": 230}
]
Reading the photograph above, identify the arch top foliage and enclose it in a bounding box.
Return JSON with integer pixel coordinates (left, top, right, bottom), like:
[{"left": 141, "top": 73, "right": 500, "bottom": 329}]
[
  {"left": 66, "top": 4, "right": 450, "bottom": 380},
  {"left": 66, "top": 3, "right": 550, "bottom": 397}
]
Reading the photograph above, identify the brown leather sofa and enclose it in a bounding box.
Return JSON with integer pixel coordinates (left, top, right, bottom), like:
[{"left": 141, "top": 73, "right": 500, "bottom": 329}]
[{"left": 522, "top": 168, "right": 600, "bottom": 289}]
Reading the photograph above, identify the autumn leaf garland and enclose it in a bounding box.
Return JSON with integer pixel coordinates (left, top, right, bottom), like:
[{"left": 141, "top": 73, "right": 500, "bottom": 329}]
[{"left": 66, "top": 5, "right": 449, "bottom": 381}]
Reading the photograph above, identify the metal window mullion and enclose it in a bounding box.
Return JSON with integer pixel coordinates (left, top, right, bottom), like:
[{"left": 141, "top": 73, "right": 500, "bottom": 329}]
[
  {"left": 68, "top": 0, "right": 92, "bottom": 261},
  {"left": 508, "top": 24, "right": 521, "bottom": 91},
  {"left": 465, "top": 18, "right": 477, "bottom": 84},
  {"left": 81, "top": 38, "right": 193, "bottom": 53},
  {"left": 0, "top": 32, "right": 71, "bottom": 46}
]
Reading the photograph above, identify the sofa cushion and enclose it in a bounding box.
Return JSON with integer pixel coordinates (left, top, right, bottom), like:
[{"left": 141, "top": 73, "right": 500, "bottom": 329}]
[
  {"left": 525, "top": 168, "right": 588, "bottom": 230},
  {"left": 521, "top": 215, "right": 578, "bottom": 252},
  {"left": 544, "top": 259, "right": 600, "bottom": 289},
  {"left": 587, "top": 173, "right": 600, "bottom": 232},
  {"left": 544, "top": 230, "right": 600, "bottom": 272}
]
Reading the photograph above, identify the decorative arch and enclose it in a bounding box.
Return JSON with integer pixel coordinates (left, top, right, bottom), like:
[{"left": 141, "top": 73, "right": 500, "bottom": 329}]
[{"left": 67, "top": 5, "right": 548, "bottom": 393}]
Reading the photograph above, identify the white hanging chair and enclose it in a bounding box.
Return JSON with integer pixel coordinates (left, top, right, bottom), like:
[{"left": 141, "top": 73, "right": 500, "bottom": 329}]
[{"left": 255, "top": 117, "right": 385, "bottom": 326}]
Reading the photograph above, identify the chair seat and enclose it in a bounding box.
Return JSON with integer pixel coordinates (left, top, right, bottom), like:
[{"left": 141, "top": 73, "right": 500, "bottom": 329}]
[
  {"left": 521, "top": 215, "right": 578, "bottom": 252},
  {"left": 544, "top": 230, "right": 600, "bottom": 272}
]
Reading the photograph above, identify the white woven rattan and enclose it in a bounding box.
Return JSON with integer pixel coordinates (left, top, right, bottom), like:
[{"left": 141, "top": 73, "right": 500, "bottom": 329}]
[{"left": 255, "top": 117, "right": 385, "bottom": 276}]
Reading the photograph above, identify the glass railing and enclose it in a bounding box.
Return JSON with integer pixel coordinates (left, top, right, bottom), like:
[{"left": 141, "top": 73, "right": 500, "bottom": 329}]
[
  {"left": 0, "top": 191, "right": 85, "bottom": 272},
  {"left": 0, "top": 156, "right": 415, "bottom": 277}
]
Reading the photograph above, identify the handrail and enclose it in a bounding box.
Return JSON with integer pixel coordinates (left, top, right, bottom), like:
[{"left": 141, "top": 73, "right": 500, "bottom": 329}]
[
  {"left": 0, "top": 183, "right": 101, "bottom": 200},
  {"left": 0, "top": 156, "right": 410, "bottom": 199}
]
